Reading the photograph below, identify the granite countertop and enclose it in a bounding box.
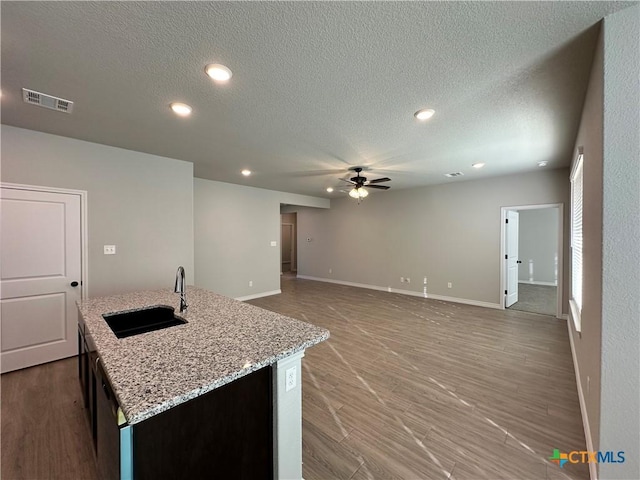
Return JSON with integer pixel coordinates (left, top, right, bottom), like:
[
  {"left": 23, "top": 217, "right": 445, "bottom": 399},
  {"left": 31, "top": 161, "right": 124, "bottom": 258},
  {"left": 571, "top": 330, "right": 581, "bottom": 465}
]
[{"left": 77, "top": 287, "right": 329, "bottom": 425}]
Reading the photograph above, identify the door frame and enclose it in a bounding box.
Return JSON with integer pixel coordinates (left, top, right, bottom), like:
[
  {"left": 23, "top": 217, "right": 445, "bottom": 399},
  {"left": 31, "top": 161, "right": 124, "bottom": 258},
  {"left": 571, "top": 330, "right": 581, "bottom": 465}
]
[
  {"left": 499, "top": 203, "right": 564, "bottom": 319},
  {"left": 1, "top": 182, "right": 88, "bottom": 299}
]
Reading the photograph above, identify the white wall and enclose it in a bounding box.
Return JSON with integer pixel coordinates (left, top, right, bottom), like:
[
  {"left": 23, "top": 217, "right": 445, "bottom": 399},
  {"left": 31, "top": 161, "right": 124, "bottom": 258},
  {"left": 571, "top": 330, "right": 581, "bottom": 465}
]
[
  {"left": 294, "top": 169, "right": 570, "bottom": 309},
  {"left": 599, "top": 6, "right": 639, "bottom": 479},
  {"left": 1, "top": 126, "right": 194, "bottom": 297},
  {"left": 194, "top": 178, "right": 328, "bottom": 300},
  {"left": 518, "top": 208, "right": 559, "bottom": 285}
]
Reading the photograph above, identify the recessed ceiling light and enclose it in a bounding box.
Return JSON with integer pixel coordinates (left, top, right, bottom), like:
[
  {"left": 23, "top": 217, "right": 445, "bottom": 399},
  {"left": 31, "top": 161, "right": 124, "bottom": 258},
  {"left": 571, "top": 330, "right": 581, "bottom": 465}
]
[
  {"left": 241, "top": 169, "right": 251, "bottom": 176},
  {"left": 170, "top": 102, "right": 192, "bottom": 116},
  {"left": 414, "top": 108, "right": 435, "bottom": 121},
  {"left": 538, "top": 161, "right": 548, "bottom": 167},
  {"left": 205, "top": 64, "right": 232, "bottom": 83},
  {"left": 472, "top": 162, "right": 486, "bottom": 169},
  {"left": 326, "top": 187, "right": 334, "bottom": 193}
]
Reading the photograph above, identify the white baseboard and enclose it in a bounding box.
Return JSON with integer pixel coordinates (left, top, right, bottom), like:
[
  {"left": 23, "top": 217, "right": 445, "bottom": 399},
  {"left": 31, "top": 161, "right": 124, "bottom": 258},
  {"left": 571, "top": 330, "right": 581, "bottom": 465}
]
[
  {"left": 235, "top": 289, "right": 281, "bottom": 302},
  {"left": 518, "top": 280, "right": 558, "bottom": 286},
  {"left": 566, "top": 320, "right": 597, "bottom": 480},
  {"left": 296, "top": 275, "right": 502, "bottom": 310}
]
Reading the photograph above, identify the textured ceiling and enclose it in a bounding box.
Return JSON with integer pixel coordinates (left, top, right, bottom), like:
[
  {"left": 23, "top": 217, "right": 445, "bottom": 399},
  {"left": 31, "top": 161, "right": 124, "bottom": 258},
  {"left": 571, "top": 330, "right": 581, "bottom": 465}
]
[{"left": 1, "top": 1, "right": 634, "bottom": 197}]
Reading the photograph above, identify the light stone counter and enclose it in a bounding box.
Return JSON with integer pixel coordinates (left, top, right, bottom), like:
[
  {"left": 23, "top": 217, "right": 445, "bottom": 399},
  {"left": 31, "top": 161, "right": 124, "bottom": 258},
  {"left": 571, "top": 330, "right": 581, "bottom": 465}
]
[{"left": 77, "top": 286, "right": 329, "bottom": 425}]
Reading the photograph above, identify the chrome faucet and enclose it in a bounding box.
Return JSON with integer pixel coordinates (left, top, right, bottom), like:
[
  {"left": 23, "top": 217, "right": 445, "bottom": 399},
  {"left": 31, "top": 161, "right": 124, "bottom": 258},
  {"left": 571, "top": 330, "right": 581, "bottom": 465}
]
[{"left": 174, "top": 266, "right": 188, "bottom": 313}]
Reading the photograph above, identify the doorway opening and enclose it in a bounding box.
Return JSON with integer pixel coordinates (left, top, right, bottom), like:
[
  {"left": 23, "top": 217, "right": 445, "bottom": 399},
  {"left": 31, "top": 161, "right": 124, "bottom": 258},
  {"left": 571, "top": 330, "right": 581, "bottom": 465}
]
[
  {"left": 280, "top": 211, "right": 297, "bottom": 278},
  {"left": 500, "top": 204, "right": 564, "bottom": 318}
]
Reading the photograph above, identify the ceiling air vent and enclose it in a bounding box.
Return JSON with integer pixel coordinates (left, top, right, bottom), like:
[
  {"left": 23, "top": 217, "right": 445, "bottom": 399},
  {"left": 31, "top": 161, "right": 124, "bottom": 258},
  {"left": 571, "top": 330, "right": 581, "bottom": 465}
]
[
  {"left": 22, "top": 88, "right": 74, "bottom": 114},
  {"left": 444, "top": 172, "right": 464, "bottom": 178}
]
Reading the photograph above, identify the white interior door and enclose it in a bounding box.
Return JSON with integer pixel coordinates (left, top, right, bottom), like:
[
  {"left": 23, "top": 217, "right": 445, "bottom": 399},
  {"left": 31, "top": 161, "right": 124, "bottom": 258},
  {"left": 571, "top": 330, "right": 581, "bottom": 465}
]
[
  {"left": 1, "top": 187, "right": 82, "bottom": 373},
  {"left": 505, "top": 210, "right": 520, "bottom": 307}
]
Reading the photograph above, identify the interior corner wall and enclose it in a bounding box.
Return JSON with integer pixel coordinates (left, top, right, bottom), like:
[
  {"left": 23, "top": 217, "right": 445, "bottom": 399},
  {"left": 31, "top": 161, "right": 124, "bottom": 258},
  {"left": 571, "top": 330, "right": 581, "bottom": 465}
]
[
  {"left": 517, "top": 208, "right": 559, "bottom": 284},
  {"left": 599, "top": 5, "right": 640, "bottom": 480},
  {"left": 294, "top": 169, "right": 570, "bottom": 308},
  {"left": 567, "top": 23, "right": 604, "bottom": 461},
  {"left": 194, "top": 178, "right": 328, "bottom": 299},
  {"left": 0, "top": 125, "right": 194, "bottom": 297}
]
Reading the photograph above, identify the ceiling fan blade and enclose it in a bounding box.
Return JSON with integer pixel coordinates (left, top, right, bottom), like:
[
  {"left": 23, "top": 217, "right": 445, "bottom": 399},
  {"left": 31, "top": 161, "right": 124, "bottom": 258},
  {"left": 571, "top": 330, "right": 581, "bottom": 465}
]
[
  {"left": 367, "top": 185, "right": 390, "bottom": 190},
  {"left": 367, "top": 177, "right": 391, "bottom": 184}
]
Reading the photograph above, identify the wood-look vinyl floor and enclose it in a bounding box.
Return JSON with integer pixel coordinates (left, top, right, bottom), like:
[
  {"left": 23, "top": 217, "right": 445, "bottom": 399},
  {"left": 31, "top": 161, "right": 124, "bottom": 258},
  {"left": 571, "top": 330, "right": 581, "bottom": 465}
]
[
  {"left": 1, "top": 357, "right": 99, "bottom": 480},
  {"left": 1, "top": 277, "right": 587, "bottom": 480},
  {"left": 249, "top": 277, "right": 588, "bottom": 480}
]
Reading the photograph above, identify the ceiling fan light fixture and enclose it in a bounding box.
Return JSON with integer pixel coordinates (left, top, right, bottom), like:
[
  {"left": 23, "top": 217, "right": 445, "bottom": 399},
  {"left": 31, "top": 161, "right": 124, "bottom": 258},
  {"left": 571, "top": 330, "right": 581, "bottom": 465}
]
[
  {"left": 414, "top": 108, "right": 435, "bottom": 121},
  {"left": 472, "top": 162, "right": 485, "bottom": 169},
  {"left": 349, "top": 187, "right": 368, "bottom": 199}
]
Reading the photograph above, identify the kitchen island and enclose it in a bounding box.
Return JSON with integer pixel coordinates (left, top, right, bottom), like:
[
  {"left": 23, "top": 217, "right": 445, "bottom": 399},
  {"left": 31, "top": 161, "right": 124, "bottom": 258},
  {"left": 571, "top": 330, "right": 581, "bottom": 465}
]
[{"left": 77, "top": 287, "right": 329, "bottom": 480}]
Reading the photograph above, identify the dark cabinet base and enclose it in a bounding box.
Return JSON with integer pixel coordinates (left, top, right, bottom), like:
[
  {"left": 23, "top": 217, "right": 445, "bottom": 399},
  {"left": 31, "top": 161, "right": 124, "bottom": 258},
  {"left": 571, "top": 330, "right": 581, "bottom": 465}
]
[{"left": 132, "top": 366, "right": 273, "bottom": 480}]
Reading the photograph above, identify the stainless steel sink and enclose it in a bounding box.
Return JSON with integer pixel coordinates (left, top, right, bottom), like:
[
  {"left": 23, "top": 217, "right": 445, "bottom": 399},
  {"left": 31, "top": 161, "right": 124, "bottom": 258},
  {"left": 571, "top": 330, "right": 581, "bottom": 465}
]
[{"left": 103, "top": 305, "right": 186, "bottom": 338}]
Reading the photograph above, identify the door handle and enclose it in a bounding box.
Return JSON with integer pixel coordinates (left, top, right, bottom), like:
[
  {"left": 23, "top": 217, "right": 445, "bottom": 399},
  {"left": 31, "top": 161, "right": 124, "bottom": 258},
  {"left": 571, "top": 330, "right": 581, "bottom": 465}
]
[{"left": 70, "top": 281, "right": 79, "bottom": 287}]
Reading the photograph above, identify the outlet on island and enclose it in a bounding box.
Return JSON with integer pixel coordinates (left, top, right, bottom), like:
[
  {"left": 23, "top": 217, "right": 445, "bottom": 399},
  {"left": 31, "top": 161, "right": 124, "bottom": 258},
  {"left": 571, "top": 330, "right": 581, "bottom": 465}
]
[{"left": 285, "top": 366, "right": 297, "bottom": 392}]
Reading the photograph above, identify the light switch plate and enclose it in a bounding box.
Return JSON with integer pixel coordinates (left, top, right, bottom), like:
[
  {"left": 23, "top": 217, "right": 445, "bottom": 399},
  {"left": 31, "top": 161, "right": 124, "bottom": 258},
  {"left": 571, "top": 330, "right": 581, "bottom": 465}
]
[
  {"left": 104, "top": 245, "right": 116, "bottom": 255},
  {"left": 270, "top": 241, "right": 277, "bottom": 247}
]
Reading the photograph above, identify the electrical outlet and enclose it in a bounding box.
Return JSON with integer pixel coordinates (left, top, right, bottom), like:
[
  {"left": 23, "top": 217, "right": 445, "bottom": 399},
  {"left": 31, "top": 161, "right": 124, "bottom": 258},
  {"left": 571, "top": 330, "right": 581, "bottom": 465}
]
[
  {"left": 329, "top": 268, "right": 332, "bottom": 274},
  {"left": 423, "top": 276, "right": 428, "bottom": 284},
  {"left": 447, "top": 282, "right": 452, "bottom": 288},
  {"left": 400, "top": 277, "right": 405, "bottom": 283},
  {"left": 249, "top": 280, "right": 253, "bottom": 287},
  {"left": 104, "top": 245, "right": 116, "bottom": 255},
  {"left": 285, "top": 366, "right": 297, "bottom": 392}
]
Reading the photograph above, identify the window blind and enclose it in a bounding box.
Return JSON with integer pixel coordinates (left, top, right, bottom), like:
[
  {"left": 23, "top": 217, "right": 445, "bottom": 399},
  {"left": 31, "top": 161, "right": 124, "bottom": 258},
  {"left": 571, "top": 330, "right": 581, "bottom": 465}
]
[{"left": 570, "top": 154, "right": 584, "bottom": 315}]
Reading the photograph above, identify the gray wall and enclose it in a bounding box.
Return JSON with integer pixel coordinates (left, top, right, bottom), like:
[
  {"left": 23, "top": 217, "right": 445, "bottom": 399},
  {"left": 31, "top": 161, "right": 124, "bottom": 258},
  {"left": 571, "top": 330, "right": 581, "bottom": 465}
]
[
  {"left": 567, "top": 23, "right": 604, "bottom": 460},
  {"left": 569, "top": 7, "right": 640, "bottom": 479},
  {"left": 294, "top": 169, "right": 570, "bottom": 309},
  {"left": 518, "top": 208, "right": 559, "bottom": 285},
  {"left": 600, "top": 6, "right": 639, "bottom": 479},
  {"left": 194, "top": 178, "right": 328, "bottom": 299},
  {"left": 1, "top": 125, "right": 194, "bottom": 297}
]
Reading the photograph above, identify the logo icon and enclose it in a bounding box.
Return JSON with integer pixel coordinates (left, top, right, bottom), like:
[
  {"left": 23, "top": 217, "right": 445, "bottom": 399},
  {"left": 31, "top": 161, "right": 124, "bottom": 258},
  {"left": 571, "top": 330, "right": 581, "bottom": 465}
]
[{"left": 550, "top": 449, "right": 569, "bottom": 468}]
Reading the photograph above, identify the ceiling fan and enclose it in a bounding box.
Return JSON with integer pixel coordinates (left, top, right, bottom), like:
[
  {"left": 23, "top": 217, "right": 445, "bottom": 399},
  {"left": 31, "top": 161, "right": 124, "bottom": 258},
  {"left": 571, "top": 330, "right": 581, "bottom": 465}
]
[{"left": 340, "top": 167, "right": 391, "bottom": 201}]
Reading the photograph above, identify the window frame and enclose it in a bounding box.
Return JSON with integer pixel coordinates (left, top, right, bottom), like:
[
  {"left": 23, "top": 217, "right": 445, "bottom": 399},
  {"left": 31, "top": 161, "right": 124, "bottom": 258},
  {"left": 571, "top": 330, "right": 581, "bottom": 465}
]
[{"left": 569, "top": 149, "right": 584, "bottom": 332}]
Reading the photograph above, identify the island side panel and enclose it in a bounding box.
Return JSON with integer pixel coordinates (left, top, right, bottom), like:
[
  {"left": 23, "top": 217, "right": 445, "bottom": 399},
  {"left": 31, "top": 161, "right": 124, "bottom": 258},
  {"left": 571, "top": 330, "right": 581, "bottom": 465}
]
[
  {"left": 272, "top": 351, "right": 305, "bottom": 480},
  {"left": 132, "top": 365, "right": 273, "bottom": 479}
]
